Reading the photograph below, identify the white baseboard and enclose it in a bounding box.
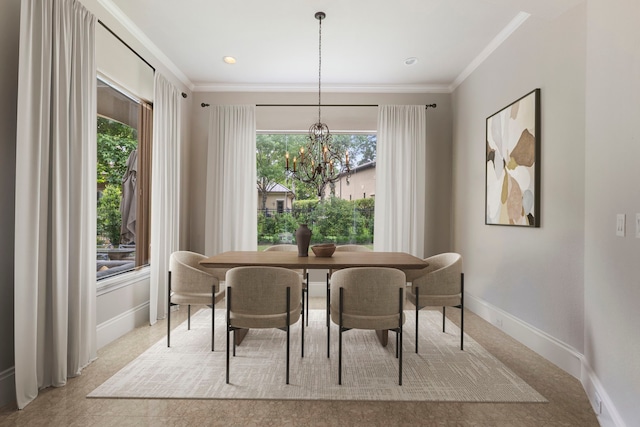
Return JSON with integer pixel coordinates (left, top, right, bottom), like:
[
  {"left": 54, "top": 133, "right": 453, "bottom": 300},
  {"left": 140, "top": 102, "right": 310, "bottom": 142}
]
[
  {"left": 581, "top": 360, "right": 627, "bottom": 427},
  {"left": 0, "top": 302, "right": 149, "bottom": 408},
  {"left": 96, "top": 302, "right": 149, "bottom": 349},
  {"left": 464, "top": 293, "right": 583, "bottom": 377},
  {"left": 0, "top": 366, "right": 14, "bottom": 408},
  {"left": 465, "top": 293, "right": 626, "bottom": 427}
]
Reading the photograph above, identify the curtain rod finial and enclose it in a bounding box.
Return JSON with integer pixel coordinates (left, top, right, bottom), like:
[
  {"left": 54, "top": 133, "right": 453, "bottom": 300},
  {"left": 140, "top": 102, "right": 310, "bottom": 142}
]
[{"left": 201, "top": 103, "right": 210, "bottom": 108}]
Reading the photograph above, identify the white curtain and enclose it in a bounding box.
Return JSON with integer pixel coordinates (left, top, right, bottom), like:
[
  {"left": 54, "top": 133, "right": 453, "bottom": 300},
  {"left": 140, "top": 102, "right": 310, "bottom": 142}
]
[
  {"left": 14, "top": 0, "right": 97, "bottom": 409},
  {"left": 149, "top": 73, "right": 182, "bottom": 325},
  {"left": 204, "top": 105, "right": 257, "bottom": 255},
  {"left": 374, "top": 105, "right": 426, "bottom": 258}
]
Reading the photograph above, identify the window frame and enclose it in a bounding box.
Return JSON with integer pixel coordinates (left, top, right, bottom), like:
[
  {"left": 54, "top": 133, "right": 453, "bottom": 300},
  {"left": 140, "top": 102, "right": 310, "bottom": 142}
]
[
  {"left": 256, "top": 132, "right": 376, "bottom": 247},
  {"left": 96, "top": 75, "right": 152, "bottom": 286}
]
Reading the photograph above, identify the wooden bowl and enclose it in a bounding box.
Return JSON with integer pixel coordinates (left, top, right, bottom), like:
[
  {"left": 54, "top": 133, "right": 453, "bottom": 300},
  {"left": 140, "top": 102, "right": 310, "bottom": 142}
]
[{"left": 311, "top": 243, "right": 336, "bottom": 257}]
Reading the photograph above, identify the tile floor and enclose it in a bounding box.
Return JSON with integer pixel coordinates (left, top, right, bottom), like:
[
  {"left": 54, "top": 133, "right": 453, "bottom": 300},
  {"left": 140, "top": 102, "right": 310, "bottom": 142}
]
[{"left": 0, "top": 298, "right": 600, "bottom": 426}]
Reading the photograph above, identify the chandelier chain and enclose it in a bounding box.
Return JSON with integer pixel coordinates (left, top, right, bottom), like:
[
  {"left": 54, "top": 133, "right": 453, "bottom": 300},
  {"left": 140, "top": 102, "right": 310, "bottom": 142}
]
[
  {"left": 284, "top": 11, "right": 350, "bottom": 199},
  {"left": 318, "top": 13, "right": 322, "bottom": 124}
]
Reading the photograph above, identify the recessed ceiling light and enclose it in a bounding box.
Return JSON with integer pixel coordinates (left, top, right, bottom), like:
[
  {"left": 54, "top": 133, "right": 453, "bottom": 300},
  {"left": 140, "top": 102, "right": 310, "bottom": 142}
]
[
  {"left": 404, "top": 57, "right": 418, "bottom": 66},
  {"left": 223, "top": 56, "right": 236, "bottom": 64}
]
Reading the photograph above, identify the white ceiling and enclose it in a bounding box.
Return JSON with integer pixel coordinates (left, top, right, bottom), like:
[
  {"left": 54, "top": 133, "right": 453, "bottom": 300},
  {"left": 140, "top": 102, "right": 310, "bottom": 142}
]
[{"left": 105, "top": 0, "right": 582, "bottom": 93}]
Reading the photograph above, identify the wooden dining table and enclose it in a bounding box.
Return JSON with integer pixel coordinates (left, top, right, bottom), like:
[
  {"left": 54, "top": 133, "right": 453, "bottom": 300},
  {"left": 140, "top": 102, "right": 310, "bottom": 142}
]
[
  {"left": 200, "top": 250, "right": 428, "bottom": 347},
  {"left": 200, "top": 250, "right": 428, "bottom": 270}
]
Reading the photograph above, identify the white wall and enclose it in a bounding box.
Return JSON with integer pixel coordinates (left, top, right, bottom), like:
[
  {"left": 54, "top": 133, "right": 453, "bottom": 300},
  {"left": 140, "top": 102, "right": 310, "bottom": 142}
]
[
  {"left": 188, "top": 91, "right": 453, "bottom": 258},
  {"left": 96, "top": 24, "right": 154, "bottom": 102},
  {"left": 454, "top": 2, "right": 640, "bottom": 425},
  {"left": 584, "top": 0, "right": 640, "bottom": 426},
  {"left": 453, "top": 4, "right": 586, "bottom": 351},
  {"left": 0, "top": 0, "right": 20, "bottom": 409},
  {"left": 96, "top": 276, "right": 150, "bottom": 349}
]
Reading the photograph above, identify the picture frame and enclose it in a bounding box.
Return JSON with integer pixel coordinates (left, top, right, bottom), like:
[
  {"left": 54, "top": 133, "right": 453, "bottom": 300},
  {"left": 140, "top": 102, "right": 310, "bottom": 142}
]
[{"left": 485, "top": 89, "right": 540, "bottom": 227}]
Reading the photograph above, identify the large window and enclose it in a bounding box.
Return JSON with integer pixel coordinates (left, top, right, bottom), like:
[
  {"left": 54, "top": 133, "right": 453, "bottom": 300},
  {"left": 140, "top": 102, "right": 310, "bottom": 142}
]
[
  {"left": 96, "top": 78, "right": 152, "bottom": 280},
  {"left": 257, "top": 133, "right": 376, "bottom": 249}
]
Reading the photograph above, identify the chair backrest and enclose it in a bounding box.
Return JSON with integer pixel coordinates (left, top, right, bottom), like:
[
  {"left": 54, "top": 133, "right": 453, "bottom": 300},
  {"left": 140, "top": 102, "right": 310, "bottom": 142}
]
[
  {"left": 329, "top": 245, "right": 372, "bottom": 275},
  {"left": 412, "top": 252, "right": 462, "bottom": 296},
  {"left": 335, "top": 244, "right": 372, "bottom": 252},
  {"left": 170, "top": 251, "right": 218, "bottom": 294},
  {"left": 264, "top": 244, "right": 305, "bottom": 275},
  {"left": 330, "top": 267, "right": 406, "bottom": 330},
  {"left": 226, "top": 266, "right": 302, "bottom": 328},
  {"left": 204, "top": 267, "right": 228, "bottom": 282},
  {"left": 263, "top": 244, "right": 298, "bottom": 252}
]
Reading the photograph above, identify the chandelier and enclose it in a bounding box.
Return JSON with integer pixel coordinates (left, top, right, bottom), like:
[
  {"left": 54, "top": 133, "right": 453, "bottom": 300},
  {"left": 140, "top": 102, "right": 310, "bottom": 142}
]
[{"left": 285, "top": 11, "right": 350, "bottom": 198}]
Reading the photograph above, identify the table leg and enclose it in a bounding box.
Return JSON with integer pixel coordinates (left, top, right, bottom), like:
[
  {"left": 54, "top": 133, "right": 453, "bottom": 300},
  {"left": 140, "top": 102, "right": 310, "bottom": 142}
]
[
  {"left": 234, "top": 328, "right": 248, "bottom": 345},
  {"left": 375, "top": 329, "right": 389, "bottom": 347}
]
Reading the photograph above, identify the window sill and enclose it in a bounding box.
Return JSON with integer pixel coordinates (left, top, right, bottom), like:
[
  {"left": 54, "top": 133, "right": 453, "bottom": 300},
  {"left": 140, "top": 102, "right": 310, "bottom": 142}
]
[{"left": 97, "top": 266, "right": 150, "bottom": 297}]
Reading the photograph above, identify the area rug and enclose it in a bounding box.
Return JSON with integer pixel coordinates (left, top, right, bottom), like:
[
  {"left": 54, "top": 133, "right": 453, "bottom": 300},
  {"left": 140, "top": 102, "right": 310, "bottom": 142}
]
[{"left": 88, "top": 309, "right": 546, "bottom": 402}]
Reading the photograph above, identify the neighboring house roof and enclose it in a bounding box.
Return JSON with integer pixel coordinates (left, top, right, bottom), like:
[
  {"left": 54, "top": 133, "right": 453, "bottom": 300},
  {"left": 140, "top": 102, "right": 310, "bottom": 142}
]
[
  {"left": 257, "top": 183, "right": 292, "bottom": 193},
  {"left": 339, "top": 160, "right": 376, "bottom": 177}
]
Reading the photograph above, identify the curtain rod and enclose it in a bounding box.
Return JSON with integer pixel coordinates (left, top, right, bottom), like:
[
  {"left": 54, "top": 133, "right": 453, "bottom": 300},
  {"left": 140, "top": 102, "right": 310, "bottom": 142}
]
[
  {"left": 201, "top": 103, "right": 436, "bottom": 108},
  {"left": 98, "top": 20, "right": 154, "bottom": 72},
  {"left": 98, "top": 20, "right": 188, "bottom": 99}
]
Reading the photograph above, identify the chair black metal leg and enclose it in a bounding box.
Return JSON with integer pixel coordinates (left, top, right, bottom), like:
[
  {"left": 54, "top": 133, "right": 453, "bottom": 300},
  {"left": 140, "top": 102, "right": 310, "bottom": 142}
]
[
  {"left": 226, "top": 286, "right": 231, "bottom": 384},
  {"left": 395, "top": 287, "right": 401, "bottom": 359},
  {"left": 327, "top": 277, "right": 331, "bottom": 358},
  {"left": 443, "top": 307, "right": 446, "bottom": 333},
  {"left": 399, "top": 328, "right": 403, "bottom": 386},
  {"left": 338, "top": 287, "right": 343, "bottom": 385},
  {"left": 306, "top": 272, "right": 310, "bottom": 326},
  {"left": 460, "top": 305, "right": 464, "bottom": 351},
  {"left": 326, "top": 272, "right": 330, "bottom": 324},
  {"left": 301, "top": 288, "right": 305, "bottom": 359},
  {"left": 286, "top": 286, "right": 290, "bottom": 385},
  {"left": 211, "top": 285, "right": 216, "bottom": 351},
  {"left": 167, "top": 271, "right": 171, "bottom": 347},
  {"left": 226, "top": 327, "right": 230, "bottom": 384},
  {"left": 188, "top": 305, "right": 191, "bottom": 330},
  {"left": 461, "top": 273, "right": 464, "bottom": 351},
  {"left": 399, "top": 287, "right": 403, "bottom": 386},
  {"left": 415, "top": 286, "right": 419, "bottom": 353}
]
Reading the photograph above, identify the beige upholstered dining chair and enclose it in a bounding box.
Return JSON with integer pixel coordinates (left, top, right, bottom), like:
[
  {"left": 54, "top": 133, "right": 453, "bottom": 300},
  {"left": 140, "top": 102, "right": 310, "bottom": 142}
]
[
  {"left": 329, "top": 267, "right": 406, "bottom": 385},
  {"left": 325, "top": 244, "right": 373, "bottom": 357},
  {"left": 328, "top": 244, "right": 372, "bottom": 280},
  {"left": 225, "top": 266, "right": 303, "bottom": 385},
  {"left": 406, "top": 252, "right": 464, "bottom": 353},
  {"left": 263, "top": 244, "right": 309, "bottom": 326},
  {"left": 167, "top": 251, "right": 225, "bottom": 351},
  {"left": 335, "top": 244, "right": 373, "bottom": 252},
  {"left": 205, "top": 265, "right": 229, "bottom": 286}
]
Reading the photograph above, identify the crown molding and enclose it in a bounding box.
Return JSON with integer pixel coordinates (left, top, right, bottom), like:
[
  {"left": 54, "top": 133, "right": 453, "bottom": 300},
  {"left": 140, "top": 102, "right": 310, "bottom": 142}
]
[
  {"left": 450, "top": 11, "right": 530, "bottom": 91},
  {"left": 96, "top": 2, "right": 528, "bottom": 96},
  {"left": 192, "top": 82, "right": 452, "bottom": 94},
  {"left": 97, "top": 0, "right": 194, "bottom": 91}
]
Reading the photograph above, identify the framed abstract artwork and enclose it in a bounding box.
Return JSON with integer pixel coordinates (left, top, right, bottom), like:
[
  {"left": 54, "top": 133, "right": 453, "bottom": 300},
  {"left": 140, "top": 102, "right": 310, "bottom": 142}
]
[{"left": 485, "top": 88, "right": 540, "bottom": 227}]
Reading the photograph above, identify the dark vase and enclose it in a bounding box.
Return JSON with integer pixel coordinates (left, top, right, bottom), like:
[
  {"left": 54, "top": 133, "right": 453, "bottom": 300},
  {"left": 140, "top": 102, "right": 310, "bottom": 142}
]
[{"left": 295, "top": 224, "right": 312, "bottom": 257}]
